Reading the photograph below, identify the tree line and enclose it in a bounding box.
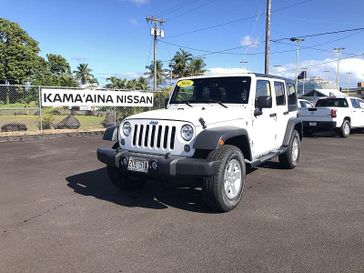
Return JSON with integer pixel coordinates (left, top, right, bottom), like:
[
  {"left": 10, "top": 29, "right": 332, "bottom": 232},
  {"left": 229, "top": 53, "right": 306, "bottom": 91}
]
[{"left": 0, "top": 18, "right": 206, "bottom": 90}]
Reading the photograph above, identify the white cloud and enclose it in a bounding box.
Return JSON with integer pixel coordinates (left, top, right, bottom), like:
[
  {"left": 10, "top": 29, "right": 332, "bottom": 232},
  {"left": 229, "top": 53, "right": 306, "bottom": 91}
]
[
  {"left": 275, "top": 57, "right": 364, "bottom": 87},
  {"left": 129, "top": 18, "right": 138, "bottom": 25},
  {"left": 205, "top": 67, "right": 249, "bottom": 75},
  {"left": 71, "top": 56, "right": 88, "bottom": 63},
  {"left": 129, "top": 0, "right": 150, "bottom": 5},
  {"left": 240, "top": 36, "right": 259, "bottom": 48}
]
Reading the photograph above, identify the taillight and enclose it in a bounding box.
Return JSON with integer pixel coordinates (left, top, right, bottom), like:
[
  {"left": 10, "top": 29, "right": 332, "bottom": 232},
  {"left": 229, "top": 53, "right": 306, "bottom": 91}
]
[{"left": 331, "top": 109, "right": 337, "bottom": 118}]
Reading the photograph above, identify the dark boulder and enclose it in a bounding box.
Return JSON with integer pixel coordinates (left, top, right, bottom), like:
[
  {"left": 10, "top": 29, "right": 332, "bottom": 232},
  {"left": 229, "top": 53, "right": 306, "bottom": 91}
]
[
  {"left": 54, "top": 114, "right": 80, "bottom": 129},
  {"left": 101, "top": 112, "right": 115, "bottom": 128},
  {"left": 1, "top": 122, "right": 27, "bottom": 132}
]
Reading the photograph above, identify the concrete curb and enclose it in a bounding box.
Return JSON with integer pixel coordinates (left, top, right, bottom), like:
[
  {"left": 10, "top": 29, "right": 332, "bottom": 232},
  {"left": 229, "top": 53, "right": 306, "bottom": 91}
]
[{"left": 0, "top": 129, "right": 105, "bottom": 143}]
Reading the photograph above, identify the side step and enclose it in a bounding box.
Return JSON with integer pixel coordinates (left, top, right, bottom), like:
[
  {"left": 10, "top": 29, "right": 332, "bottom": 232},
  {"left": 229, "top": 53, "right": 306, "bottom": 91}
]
[{"left": 245, "top": 147, "right": 287, "bottom": 168}]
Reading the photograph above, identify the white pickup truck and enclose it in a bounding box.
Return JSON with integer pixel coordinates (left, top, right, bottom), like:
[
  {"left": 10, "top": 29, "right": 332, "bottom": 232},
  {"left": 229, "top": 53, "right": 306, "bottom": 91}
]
[{"left": 299, "top": 97, "right": 364, "bottom": 137}]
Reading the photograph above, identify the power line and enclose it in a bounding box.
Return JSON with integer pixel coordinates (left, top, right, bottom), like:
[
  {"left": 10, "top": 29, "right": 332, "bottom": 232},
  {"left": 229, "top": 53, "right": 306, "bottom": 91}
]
[
  {"left": 159, "top": 26, "right": 364, "bottom": 61},
  {"left": 166, "top": 0, "right": 314, "bottom": 39},
  {"left": 155, "top": 0, "right": 201, "bottom": 17},
  {"left": 272, "top": 27, "right": 364, "bottom": 42},
  {"left": 166, "top": 0, "right": 218, "bottom": 22}
]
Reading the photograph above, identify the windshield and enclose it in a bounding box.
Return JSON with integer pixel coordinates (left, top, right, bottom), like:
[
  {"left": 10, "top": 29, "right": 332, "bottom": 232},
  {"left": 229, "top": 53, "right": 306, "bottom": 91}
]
[
  {"left": 315, "top": 98, "right": 348, "bottom": 107},
  {"left": 170, "top": 77, "right": 251, "bottom": 104}
]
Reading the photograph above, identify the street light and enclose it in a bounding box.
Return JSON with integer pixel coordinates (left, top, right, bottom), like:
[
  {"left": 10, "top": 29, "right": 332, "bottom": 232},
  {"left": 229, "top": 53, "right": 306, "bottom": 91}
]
[
  {"left": 273, "top": 65, "right": 282, "bottom": 75},
  {"left": 334, "top": 47, "right": 345, "bottom": 91},
  {"left": 290, "top": 37, "right": 305, "bottom": 91},
  {"left": 324, "top": 70, "right": 330, "bottom": 82},
  {"left": 240, "top": 60, "right": 248, "bottom": 71},
  {"left": 169, "top": 61, "right": 175, "bottom": 86},
  {"left": 302, "top": 67, "right": 307, "bottom": 95},
  {"left": 346, "top": 72, "right": 353, "bottom": 93}
]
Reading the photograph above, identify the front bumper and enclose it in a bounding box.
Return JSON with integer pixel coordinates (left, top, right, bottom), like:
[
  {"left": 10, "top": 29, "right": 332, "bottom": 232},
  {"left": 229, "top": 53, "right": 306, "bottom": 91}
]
[
  {"left": 97, "top": 147, "right": 220, "bottom": 177},
  {"left": 303, "top": 121, "right": 337, "bottom": 130}
]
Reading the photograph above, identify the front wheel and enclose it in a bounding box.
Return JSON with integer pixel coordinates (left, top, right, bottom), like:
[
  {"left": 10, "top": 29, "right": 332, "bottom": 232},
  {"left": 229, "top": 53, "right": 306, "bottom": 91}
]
[
  {"left": 107, "top": 167, "right": 145, "bottom": 190},
  {"left": 202, "top": 145, "right": 246, "bottom": 212},
  {"left": 279, "top": 130, "right": 301, "bottom": 169}
]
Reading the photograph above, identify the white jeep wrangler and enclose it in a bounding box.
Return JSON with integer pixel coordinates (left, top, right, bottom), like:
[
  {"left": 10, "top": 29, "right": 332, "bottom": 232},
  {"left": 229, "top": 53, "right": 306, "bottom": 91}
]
[{"left": 97, "top": 74, "right": 303, "bottom": 212}]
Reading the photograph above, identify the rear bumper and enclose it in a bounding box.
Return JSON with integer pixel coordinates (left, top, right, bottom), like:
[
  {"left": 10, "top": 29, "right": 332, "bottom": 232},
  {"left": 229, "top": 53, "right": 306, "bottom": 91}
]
[
  {"left": 97, "top": 147, "right": 220, "bottom": 177},
  {"left": 303, "top": 121, "right": 337, "bottom": 130}
]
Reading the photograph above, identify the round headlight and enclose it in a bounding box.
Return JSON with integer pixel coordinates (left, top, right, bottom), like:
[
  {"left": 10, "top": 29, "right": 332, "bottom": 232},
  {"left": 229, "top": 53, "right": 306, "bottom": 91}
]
[
  {"left": 181, "top": 124, "right": 194, "bottom": 141},
  {"left": 122, "top": 122, "right": 132, "bottom": 136}
]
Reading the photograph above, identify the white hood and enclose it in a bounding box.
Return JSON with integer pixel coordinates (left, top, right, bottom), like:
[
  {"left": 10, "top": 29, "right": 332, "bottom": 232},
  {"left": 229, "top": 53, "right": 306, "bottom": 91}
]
[{"left": 126, "top": 105, "right": 250, "bottom": 127}]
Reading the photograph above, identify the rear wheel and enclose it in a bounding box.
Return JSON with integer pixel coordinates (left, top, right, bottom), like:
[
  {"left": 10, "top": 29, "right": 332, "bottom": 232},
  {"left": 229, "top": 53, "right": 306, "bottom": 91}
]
[
  {"left": 202, "top": 145, "right": 246, "bottom": 212},
  {"left": 107, "top": 167, "right": 145, "bottom": 190},
  {"left": 279, "top": 130, "right": 300, "bottom": 169},
  {"left": 339, "top": 119, "right": 350, "bottom": 138}
]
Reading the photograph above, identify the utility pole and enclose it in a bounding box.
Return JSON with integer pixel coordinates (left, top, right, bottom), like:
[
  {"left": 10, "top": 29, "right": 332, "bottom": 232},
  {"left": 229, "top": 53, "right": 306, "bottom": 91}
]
[
  {"left": 146, "top": 16, "right": 166, "bottom": 91},
  {"left": 290, "top": 37, "right": 304, "bottom": 92},
  {"left": 264, "top": 0, "right": 271, "bottom": 74},
  {"left": 334, "top": 47, "right": 345, "bottom": 91}
]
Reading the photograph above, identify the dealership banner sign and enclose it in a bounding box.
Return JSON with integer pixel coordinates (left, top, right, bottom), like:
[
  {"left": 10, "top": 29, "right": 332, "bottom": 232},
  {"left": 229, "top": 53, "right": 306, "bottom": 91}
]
[{"left": 41, "top": 89, "right": 154, "bottom": 107}]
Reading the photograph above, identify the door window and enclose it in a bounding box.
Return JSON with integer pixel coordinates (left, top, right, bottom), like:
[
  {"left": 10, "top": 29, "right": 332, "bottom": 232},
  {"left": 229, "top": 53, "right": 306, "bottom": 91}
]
[
  {"left": 274, "top": 82, "right": 286, "bottom": 106},
  {"left": 350, "top": 98, "right": 361, "bottom": 109},
  {"left": 287, "top": 83, "right": 298, "bottom": 111}
]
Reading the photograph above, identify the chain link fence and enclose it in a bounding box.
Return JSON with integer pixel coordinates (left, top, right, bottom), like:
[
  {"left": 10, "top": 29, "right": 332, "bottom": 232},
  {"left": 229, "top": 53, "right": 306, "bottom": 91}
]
[{"left": 0, "top": 84, "right": 170, "bottom": 134}]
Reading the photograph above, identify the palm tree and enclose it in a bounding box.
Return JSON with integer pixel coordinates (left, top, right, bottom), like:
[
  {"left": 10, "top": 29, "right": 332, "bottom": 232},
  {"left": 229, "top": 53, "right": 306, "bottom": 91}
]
[
  {"left": 172, "top": 49, "right": 193, "bottom": 78},
  {"left": 73, "top": 64, "right": 94, "bottom": 85},
  {"left": 105, "top": 76, "right": 128, "bottom": 89},
  {"left": 126, "top": 79, "right": 137, "bottom": 89},
  {"left": 144, "top": 60, "right": 167, "bottom": 88},
  {"left": 135, "top": 76, "right": 148, "bottom": 90},
  {"left": 188, "top": 57, "right": 206, "bottom": 76}
]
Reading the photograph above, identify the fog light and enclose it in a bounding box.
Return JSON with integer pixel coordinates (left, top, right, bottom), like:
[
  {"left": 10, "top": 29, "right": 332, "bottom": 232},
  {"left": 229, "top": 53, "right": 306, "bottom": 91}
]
[
  {"left": 122, "top": 157, "right": 128, "bottom": 166},
  {"left": 151, "top": 161, "right": 158, "bottom": 170},
  {"left": 120, "top": 139, "right": 125, "bottom": 145},
  {"left": 184, "top": 145, "right": 191, "bottom": 152}
]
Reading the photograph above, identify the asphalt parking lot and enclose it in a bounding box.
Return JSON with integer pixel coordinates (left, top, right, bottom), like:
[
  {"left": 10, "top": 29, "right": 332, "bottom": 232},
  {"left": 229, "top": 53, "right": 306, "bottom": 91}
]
[{"left": 0, "top": 134, "right": 363, "bottom": 273}]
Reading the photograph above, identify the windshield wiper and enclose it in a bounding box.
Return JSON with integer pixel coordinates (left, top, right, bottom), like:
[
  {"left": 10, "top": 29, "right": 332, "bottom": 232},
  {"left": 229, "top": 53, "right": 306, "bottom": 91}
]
[
  {"left": 208, "top": 99, "right": 228, "bottom": 108},
  {"left": 184, "top": 101, "right": 193, "bottom": 107}
]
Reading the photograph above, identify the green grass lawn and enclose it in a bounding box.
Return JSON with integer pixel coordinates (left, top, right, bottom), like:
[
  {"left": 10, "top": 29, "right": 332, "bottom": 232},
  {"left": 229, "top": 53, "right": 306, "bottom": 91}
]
[
  {"left": 0, "top": 102, "right": 37, "bottom": 109},
  {"left": 0, "top": 115, "right": 104, "bottom": 131}
]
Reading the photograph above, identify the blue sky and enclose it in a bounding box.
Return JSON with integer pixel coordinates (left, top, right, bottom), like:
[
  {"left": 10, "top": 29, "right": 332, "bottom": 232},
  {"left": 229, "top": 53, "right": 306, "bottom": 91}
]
[{"left": 1, "top": 0, "right": 364, "bottom": 86}]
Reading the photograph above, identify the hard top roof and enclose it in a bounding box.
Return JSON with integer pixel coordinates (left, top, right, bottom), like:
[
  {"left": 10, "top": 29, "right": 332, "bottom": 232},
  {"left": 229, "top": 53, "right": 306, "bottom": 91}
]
[{"left": 178, "top": 73, "right": 295, "bottom": 84}]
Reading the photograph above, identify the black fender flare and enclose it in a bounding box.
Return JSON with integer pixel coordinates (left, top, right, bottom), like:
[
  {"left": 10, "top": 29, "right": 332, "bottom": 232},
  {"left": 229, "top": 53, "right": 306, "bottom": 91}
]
[
  {"left": 283, "top": 118, "right": 303, "bottom": 147},
  {"left": 193, "top": 126, "right": 252, "bottom": 160},
  {"left": 103, "top": 125, "right": 119, "bottom": 141}
]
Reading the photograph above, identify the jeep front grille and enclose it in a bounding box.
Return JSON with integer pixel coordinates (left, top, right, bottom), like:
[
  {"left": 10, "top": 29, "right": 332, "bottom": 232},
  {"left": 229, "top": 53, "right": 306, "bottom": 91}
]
[{"left": 132, "top": 124, "right": 176, "bottom": 150}]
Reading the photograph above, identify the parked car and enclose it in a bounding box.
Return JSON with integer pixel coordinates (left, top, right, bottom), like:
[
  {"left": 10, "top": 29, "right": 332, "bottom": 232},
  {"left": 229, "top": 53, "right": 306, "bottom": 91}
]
[
  {"left": 299, "top": 97, "right": 364, "bottom": 137},
  {"left": 97, "top": 74, "right": 302, "bottom": 212},
  {"left": 298, "top": 99, "right": 314, "bottom": 108}
]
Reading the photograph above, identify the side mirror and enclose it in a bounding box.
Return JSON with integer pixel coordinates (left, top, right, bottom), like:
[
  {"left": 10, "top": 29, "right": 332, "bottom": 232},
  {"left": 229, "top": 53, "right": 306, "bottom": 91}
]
[
  {"left": 164, "top": 97, "right": 169, "bottom": 108},
  {"left": 103, "top": 125, "right": 119, "bottom": 141},
  {"left": 255, "top": 96, "right": 272, "bottom": 109}
]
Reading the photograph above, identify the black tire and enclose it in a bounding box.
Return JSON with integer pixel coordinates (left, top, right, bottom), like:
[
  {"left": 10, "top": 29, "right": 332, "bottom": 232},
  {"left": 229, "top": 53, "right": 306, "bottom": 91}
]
[
  {"left": 279, "top": 130, "right": 300, "bottom": 169},
  {"left": 202, "top": 145, "right": 246, "bottom": 212},
  {"left": 107, "top": 167, "right": 145, "bottom": 190},
  {"left": 339, "top": 119, "right": 350, "bottom": 138}
]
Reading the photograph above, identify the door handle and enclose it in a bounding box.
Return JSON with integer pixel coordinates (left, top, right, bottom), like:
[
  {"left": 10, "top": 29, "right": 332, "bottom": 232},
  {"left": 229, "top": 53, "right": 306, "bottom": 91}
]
[
  {"left": 283, "top": 111, "right": 289, "bottom": 115},
  {"left": 269, "top": 113, "right": 277, "bottom": 118}
]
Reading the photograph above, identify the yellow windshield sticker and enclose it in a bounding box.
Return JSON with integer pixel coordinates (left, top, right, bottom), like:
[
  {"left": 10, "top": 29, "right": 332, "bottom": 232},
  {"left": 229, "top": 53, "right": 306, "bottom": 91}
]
[{"left": 177, "top": 80, "right": 193, "bottom": 87}]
